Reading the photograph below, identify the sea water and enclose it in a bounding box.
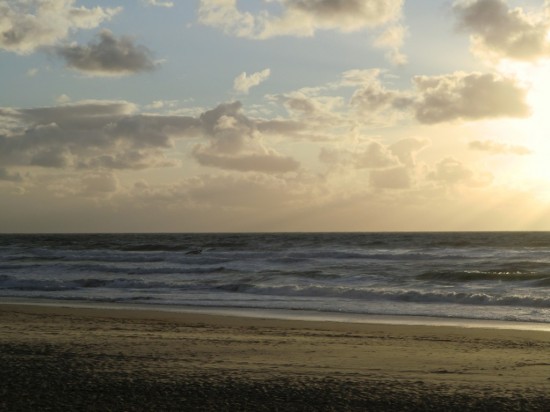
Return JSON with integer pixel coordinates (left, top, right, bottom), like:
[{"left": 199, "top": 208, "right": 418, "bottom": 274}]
[{"left": 1, "top": 232, "right": 550, "bottom": 323}]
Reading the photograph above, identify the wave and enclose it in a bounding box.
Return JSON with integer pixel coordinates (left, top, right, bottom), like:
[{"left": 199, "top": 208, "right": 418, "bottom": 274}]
[
  {"left": 214, "top": 283, "right": 550, "bottom": 308},
  {"left": 417, "top": 270, "right": 550, "bottom": 282},
  {"left": 6, "top": 255, "right": 66, "bottom": 262},
  {"left": 0, "top": 277, "right": 76, "bottom": 291},
  {"left": 0, "top": 276, "right": 178, "bottom": 292},
  {"left": 258, "top": 269, "right": 340, "bottom": 280},
  {"left": 119, "top": 244, "right": 191, "bottom": 252},
  {"left": 128, "top": 266, "right": 233, "bottom": 276}
]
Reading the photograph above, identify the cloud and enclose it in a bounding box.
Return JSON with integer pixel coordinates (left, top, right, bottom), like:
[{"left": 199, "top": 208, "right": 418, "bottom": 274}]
[
  {"left": 355, "top": 141, "right": 398, "bottom": 169},
  {"left": 0, "top": 0, "right": 120, "bottom": 54},
  {"left": 319, "top": 141, "right": 398, "bottom": 169},
  {"left": 196, "top": 101, "right": 256, "bottom": 153},
  {"left": 370, "top": 166, "right": 410, "bottom": 189},
  {"left": 428, "top": 157, "right": 493, "bottom": 187},
  {"left": 278, "top": 69, "right": 530, "bottom": 128},
  {"left": 256, "top": 119, "right": 307, "bottom": 136},
  {"left": 389, "top": 137, "right": 430, "bottom": 166},
  {"left": 373, "top": 24, "right": 408, "bottom": 65},
  {"left": 56, "top": 30, "right": 157, "bottom": 76},
  {"left": 192, "top": 101, "right": 301, "bottom": 173},
  {"left": 414, "top": 72, "right": 530, "bottom": 124},
  {"left": 0, "top": 99, "right": 300, "bottom": 174},
  {"left": 56, "top": 94, "right": 71, "bottom": 104},
  {"left": 144, "top": 0, "right": 174, "bottom": 7},
  {"left": 181, "top": 173, "right": 307, "bottom": 209},
  {"left": 349, "top": 69, "right": 413, "bottom": 123},
  {"left": 262, "top": 68, "right": 529, "bottom": 144},
  {"left": 319, "top": 137, "right": 428, "bottom": 172},
  {"left": 0, "top": 100, "right": 200, "bottom": 170},
  {"left": 469, "top": 139, "right": 531, "bottom": 155},
  {"left": 233, "top": 69, "right": 271, "bottom": 94},
  {"left": 277, "top": 90, "right": 345, "bottom": 132},
  {"left": 198, "top": 0, "right": 403, "bottom": 38},
  {"left": 126, "top": 172, "right": 316, "bottom": 212},
  {"left": 453, "top": 0, "right": 550, "bottom": 61},
  {"left": 81, "top": 172, "right": 119, "bottom": 197},
  {"left": 0, "top": 168, "right": 22, "bottom": 182},
  {"left": 192, "top": 147, "right": 300, "bottom": 173}
]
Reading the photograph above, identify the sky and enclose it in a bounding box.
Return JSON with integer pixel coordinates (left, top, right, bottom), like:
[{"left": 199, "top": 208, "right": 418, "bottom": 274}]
[{"left": 2, "top": 0, "right": 550, "bottom": 232}]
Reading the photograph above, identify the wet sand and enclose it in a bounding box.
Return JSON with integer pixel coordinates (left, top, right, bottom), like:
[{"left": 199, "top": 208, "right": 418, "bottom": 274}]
[{"left": 1, "top": 304, "right": 549, "bottom": 411}]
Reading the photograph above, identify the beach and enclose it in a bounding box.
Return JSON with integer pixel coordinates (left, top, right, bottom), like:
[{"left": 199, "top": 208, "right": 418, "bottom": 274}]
[{"left": 1, "top": 304, "right": 549, "bottom": 411}]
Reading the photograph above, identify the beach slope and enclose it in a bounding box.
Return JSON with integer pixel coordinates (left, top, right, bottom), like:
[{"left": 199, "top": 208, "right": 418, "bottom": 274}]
[{"left": 1, "top": 304, "right": 549, "bottom": 411}]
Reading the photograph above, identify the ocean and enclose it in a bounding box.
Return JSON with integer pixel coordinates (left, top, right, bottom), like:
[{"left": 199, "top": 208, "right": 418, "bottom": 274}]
[{"left": 1, "top": 232, "right": 550, "bottom": 324}]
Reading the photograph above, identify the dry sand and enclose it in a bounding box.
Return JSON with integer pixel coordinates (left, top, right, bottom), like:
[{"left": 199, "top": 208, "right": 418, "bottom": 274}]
[{"left": 1, "top": 304, "right": 549, "bottom": 411}]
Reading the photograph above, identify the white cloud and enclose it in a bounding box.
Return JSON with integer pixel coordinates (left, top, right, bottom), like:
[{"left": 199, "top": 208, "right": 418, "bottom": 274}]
[
  {"left": 198, "top": 0, "right": 407, "bottom": 64},
  {"left": 469, "top": 139, "right": 531, "bottom": 155},
  {"left": 198, "top": 0, "right": 403, "bottom": 38},
  {"left": 349, "top": 69, "right": 413, "bottom": 123},
  {"left": 0, "top": 0, "right": 120, "bottom": 54},
  {"left": 233, "top": 68, "right": 271, "bottom": 94},
  {"left": 373, "top": 23, "right": 408, "bottom": 65},
  {"left": 144, "top": 0, "right": 174, "bottom": 8},
  {"left": 428, "top": 157, "right": 493, "bottom": 187},
  {"left": 56, "top": 94, "right": 71, "bottom": 104},
  {"left": 26, "top": 68, "right": 38, "bottom": 77},
  {"left": 319, "top": 141, "right": 399, "bottom": 170}
]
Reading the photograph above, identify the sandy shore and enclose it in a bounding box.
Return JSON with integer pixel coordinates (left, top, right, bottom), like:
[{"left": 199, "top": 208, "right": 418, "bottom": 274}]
[{"left": 1, "top": 304, "right": 549, "bottom": 411}]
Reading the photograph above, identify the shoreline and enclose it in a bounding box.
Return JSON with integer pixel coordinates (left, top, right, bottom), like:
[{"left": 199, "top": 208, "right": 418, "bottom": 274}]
[
  {"left": 1, "top": 302, "right": 550, "bottom": 410},
  {"left": 2, "top": 297, "right": 550, "bottom": 331}
]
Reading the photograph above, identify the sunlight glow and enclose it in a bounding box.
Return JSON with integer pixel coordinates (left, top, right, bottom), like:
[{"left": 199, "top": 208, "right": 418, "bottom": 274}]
[{"left": 496, "top": 60, "right": 550, "bottom": 187}]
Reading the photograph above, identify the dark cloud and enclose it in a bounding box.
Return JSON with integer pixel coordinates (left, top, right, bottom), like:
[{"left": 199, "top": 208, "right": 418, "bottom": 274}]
[
  {"left": 454, "top": 0, "right": 550, "bottom": 61},
  {"left": 193, "top": 148, "right": 300, "bottom": 173},
  {"left": 256, "top": 119, "right": 307, "bottom": 135},
  {"left": 0, "top": 100, "right": 299, "bottom": 174},
  {"left": 0, "top": 168, "right": 23, "bottom": 182},
  {"left": 285, "top": 97, "right": 319, "bottom": 116},
  {"left": 286, "top": 0, "right": 403, "bottom": 28},
  {"left": 56, "top": 30, "right": 157, "bottom": 76},
  {"left": 192, "top": 102, "right": 301, "bottom": 173},
  {"left": 0, "top": 101, "right": 199, "bottom": 170},
  {"left": 197, "top": 101, "right": 255, "bottom": 153},
  {"left": 414, "top": 72, "right": 530, "bottom": 124}
]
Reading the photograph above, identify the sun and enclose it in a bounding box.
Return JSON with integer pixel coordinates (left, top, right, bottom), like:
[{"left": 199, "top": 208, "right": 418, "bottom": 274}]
[
  {"left": 490, "top": 60, "right": 550, "bottom": 185},
  {"left": 498, "top": 59, "right": 550, "bottom": 129}
]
